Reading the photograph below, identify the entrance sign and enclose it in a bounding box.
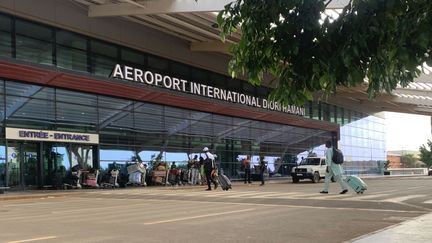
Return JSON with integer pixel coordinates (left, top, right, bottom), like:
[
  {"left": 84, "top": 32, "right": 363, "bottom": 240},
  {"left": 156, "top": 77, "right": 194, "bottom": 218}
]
[
  {"left": 6, "top": 127, "right": 99, "bottom": 144},
  {"left": 111, "top": 64, "right": 305, "bottom": 116}
]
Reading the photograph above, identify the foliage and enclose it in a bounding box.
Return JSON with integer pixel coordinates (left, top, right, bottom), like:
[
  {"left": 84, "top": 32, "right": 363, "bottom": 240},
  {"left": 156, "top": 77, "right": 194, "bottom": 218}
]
[
  {"left": 419, "top": 139, "right": 432, "bottom": 167},
  {"left": 400, "top": 153, "right": 417, "bottom": 168},
  {"left": 218, "top": 0, "right": 432, "bottom": 105}
]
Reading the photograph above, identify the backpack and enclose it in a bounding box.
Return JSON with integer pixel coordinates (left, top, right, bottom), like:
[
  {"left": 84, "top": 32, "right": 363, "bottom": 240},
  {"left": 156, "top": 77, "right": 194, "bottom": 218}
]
[{"left": 332, "top": 148, "right": 344, "bottom": 164}]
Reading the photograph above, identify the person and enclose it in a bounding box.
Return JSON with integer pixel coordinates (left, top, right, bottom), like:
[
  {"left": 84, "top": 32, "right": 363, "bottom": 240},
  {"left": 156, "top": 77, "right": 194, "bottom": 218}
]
[
  {"left": 320, "top": 140, "right": 348, "bottom": 194},
  {"left": 259, "top": 157, "right": 266, "bottom": 186},
  {"left": 243, "top": 155, "right": 251, "bottom": 184},
  {"left": 171, "top": 162, "right": 177, "bottom": 169},
  {"left": 203, "top": 147, "right": 218, "bottom": 190},
  {"left": 189, "top": 155, "right": 199, "bottom": 185},
  {"left": 199, "top": 156, "right": 206, "bottom": 185}
]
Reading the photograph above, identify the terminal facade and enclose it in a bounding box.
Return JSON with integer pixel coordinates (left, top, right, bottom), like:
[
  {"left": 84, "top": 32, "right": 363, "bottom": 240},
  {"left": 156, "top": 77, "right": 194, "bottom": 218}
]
[{"left": 0, "top": 1, "right": 386, "bottom": 189}]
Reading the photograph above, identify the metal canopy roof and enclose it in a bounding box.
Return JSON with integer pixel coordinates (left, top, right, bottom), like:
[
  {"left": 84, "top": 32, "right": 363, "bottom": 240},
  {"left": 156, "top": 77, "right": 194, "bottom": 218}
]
[{"left": 72, "top": 0, "right": 432, "bottom": 117}]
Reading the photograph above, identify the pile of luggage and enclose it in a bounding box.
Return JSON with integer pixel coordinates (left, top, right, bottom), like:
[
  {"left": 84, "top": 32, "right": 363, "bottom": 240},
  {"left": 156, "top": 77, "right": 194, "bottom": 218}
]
[{"left": 126, "top": 162, "right": 146, "bottom": 186}]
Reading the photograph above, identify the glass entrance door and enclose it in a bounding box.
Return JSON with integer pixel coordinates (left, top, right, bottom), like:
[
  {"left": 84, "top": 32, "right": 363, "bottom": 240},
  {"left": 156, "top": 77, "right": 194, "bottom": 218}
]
[
  {"left": 42, "top": 143, "right": 71, "bottom": 187},
  {"left": 7, "top": 142, "right": 40, "bottom": 189}
]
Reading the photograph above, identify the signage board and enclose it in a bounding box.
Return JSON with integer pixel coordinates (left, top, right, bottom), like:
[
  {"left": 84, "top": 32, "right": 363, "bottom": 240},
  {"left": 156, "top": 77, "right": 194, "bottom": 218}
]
[{"left": 6, "top": 127, "right": 99, "bottom": 144}]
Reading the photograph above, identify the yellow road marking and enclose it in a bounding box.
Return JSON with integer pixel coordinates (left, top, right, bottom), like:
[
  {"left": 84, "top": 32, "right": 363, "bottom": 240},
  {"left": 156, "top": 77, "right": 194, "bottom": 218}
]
[
  {"left": 143, "top": 208, "right": 254, "bottom": 225},
  {"left": 5, "top": 236, "right": 57, "bottom": 243}
]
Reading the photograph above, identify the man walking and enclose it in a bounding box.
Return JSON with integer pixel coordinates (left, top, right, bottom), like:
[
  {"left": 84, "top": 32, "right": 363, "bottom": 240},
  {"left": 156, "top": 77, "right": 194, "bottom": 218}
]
[
  {"left": 320, "top": 140, "right": 348, "bottom": 194},
  {"left": 243, "top": 155, "right": 251, "bottom": 184},
  {"left": 203, "top": 147, "right": 218, "bottom": 191},
  {"left": 259, "top": 157, "right": 266, "bottom": 186}
]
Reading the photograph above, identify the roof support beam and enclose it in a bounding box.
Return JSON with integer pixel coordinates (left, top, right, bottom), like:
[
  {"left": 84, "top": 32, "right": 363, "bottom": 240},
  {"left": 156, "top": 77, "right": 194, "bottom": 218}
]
[{"left": 89, "top": 0, "right": 235, "bottom": 17}]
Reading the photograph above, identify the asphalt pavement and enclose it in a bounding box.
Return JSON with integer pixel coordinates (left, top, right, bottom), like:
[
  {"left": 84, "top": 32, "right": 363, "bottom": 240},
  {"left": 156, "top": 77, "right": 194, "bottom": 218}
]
[{"left": 0, "top": 175, "right": 431, "bottom": 243}]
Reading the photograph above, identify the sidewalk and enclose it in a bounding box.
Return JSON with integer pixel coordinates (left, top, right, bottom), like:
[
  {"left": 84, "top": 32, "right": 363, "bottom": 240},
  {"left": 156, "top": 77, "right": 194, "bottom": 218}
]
[{"left": 350, "top": 213, "right": 432, "bottom": 243}]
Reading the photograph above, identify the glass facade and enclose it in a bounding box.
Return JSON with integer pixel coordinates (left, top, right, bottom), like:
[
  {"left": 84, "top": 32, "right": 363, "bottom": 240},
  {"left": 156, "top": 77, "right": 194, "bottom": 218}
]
[{"left": 0, "top": 12, "right": 387, "bottom": 188}]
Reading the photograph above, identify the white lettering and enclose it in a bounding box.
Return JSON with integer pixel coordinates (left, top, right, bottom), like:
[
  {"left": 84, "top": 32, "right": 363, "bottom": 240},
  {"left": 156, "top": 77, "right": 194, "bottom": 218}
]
[
  {"left": 111, "top": 64, "right": 124, "bottom": 79},
  {"left": 155, "top": 73, "right": 163, "bottom": 86},
  {"left": 227, "top": 91, "right": 233, "bottom": 102},
  {"left": 144, "top": 71, "right": 154, "bottom": 84},
  {"left": 134, "top": 69, "right": 143, "bottom": 82},
  {"left": 207, "top": 85, "right": 213, "bottom": 98},
  {"left": 124, "top": 66, "right": 134, "bottom": 81},
  {"left": 172, "top": 78, "right": 180, "bottom": 91},
  {"left": 193, "top": 83, "right": 201, "bottom": 95},
  {"left": 201, "top": 84, "right": 207, "bottom": 96},
  {"left": 232, "top": 92, "right": 238, "bottom": 103},
  {"left": 111, "top": 64, "right": 305, "bottom": 116},
  {"left": 163, "top": 75, "right": 172, "bottom": 88},
  {"left": 251, "top": 97, "right": 257, "bottom": 107},
  {"left": 220, "top": 89, "right": 226, "bottom": 101},
  {"left": 213, "top": 87, "right": 220, "bottom": 99},
  {"left": 262, "top": 99, "right": 268, "bottom": 108},
  {"left": 180, "top": 79, "right": 188, "bottom": 92},
  {"left": 239, "top": 94, "right": 246, "bottom": 104}
]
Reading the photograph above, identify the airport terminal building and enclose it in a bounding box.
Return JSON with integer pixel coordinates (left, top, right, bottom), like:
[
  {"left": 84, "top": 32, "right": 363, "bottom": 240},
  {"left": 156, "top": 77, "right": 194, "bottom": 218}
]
[{"left": 0, "top": 1, "right": 388, "bottom": 189}]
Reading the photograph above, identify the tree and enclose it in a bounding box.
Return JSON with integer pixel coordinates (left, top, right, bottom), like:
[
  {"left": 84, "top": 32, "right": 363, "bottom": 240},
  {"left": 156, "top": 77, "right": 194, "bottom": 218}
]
[
  {"left": 419, "top": 139, "right": 432, "bottom": 167},
  {"left": 218, "top": 0, "right": 432, "bottom": 105},
  {"left": 400, "top": 153, "right": 417, "bottom": 168}
]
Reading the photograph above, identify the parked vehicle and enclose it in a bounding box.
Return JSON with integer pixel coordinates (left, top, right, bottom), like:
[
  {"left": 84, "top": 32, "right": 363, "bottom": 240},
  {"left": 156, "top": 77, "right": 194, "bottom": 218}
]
[
  {"left": 291, "top": 157, "right": 335, "bottom": 183},
  {"left": 428, "top": 166, "right": 432, "bottom": 176}
]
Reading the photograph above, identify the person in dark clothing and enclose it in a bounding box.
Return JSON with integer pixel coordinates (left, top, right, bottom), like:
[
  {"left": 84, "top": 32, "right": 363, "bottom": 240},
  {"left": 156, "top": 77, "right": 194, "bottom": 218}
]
[
  {"left": 203, "top": 147, "right": 218, "bottom": 191},
  {"left": 243, "top": 155, "right": 251, "bottom": 184},
  {"left": 259, "top": 157, "right": 266, "bottom": 186}
]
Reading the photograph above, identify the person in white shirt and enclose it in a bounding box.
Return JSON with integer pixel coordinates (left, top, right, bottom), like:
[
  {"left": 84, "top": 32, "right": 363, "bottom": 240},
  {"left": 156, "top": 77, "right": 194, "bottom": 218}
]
[{"left": 320, "top": 140, "right": 348, "bottom": 194}]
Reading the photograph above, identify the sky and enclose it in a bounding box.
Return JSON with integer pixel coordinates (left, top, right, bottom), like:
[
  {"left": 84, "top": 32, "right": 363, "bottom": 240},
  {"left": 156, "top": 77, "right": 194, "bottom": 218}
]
[{"left": 385, "top": 112, "right": 431, "bottom": 152}]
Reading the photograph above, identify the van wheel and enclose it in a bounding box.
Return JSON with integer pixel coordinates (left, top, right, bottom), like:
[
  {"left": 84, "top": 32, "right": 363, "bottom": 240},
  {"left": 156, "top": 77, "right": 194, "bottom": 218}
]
[
  {"left": 331, "top": 177, "right": 336, "bottom": 182},
  {"left": 312, "top": 172, "right": 320, "bottom": 183},
  {"left": 292, "top": 177, "right": 299, "bottom": 183}
]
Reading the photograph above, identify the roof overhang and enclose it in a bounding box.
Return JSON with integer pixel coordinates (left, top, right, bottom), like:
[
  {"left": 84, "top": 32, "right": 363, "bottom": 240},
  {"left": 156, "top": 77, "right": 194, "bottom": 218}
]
[{"left": 73, "top": 0, "right": 432, "bottom": 117}]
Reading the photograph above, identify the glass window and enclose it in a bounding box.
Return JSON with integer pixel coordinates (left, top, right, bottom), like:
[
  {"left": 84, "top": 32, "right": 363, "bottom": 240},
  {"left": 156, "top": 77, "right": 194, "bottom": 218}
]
[
  {"left": 209, "top": 73, "right": 226, "bottom": 89},
  {"left": 98, "top": 96, "right": 133, "bottom": 110},
  {"left": 56, "top": 30, "right": 87, "bottom": 50},
  {"left": 56, "top": 102, "right": 97, "bottom": 132},
  {"left": 134, "top": 112, "right": 164, "bottom": 132},
  {"left": 70, "top": 144, "right": 93, "bottom": 168},
  {"left": 6, "top": 81, "right": 54, "bottom": 100},
  {"left": 148, "top": 55, "right": 169, "bottom": 71},
  {"left": 57, "top": 46, "right": 88, "bottom": 72},
  {"left": 0, "top": 14, "right": 11, "bottom": 31},
  {"left": 91, "top": 40, "right": 117, "bottom": 58},
  {"left": 312, "top": 102, "right": 320, "bottom": 120},
  {"left": 16, "top": 19, "right": 52, "bottom": 41},
  {"left": 121, "top": 48, "right": 144, "bottom": 66},
  {"left": 321, "top": 103, "right": 330, "bottom": 121},
  {"left": 257, "top": 86, "right": 270, "bottom": 99},
  {"left": 16, "top": 35, "right": 53, "bottom": 65},
  {"left": 0, "top": 142, "right": 5, "bottom": 187},
  {"left": 99, "top": 108, "right": 134, "bottom": 131},
  {"left": 191, "top": 68, "right": 208, "bottom": 84},
  {"left": 0, "top": 31, "right": 12, "bottom": 57},
  {"left": 6, "top": 97, "right": 55, "bottom": 129},
  {"left": 134, "top": 103, "right": 163, "bottom": 116},
  {"left": 243, "top": 82, "right": 256, "bottom": 96},
  {"left": 227, "top": 78, "right": 242, "bottom": 92},
  {"left": 171, "top": 62, "right": 189, "bottom": 80},
  {"left": 56, "top": 89, "right": 97, "bottom": 106},
  {"left": 92, "top": 55, "right": 116, "bottom": 77}
]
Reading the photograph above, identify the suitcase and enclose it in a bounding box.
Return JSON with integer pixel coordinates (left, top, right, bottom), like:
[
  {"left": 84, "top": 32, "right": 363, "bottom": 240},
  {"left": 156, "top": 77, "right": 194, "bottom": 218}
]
[
  {"left": 345, "top": 175, "right": 367, "bottom": 194},
  {"left": 218, "top": 174, "right": 232, "bottom": 191}
]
